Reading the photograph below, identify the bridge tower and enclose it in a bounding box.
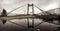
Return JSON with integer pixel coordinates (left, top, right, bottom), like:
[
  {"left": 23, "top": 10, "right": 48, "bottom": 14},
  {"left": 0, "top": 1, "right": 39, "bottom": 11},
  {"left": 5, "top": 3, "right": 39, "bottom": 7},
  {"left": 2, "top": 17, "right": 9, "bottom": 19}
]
[{"left": 27, "top": 3, "right": 34, "bottom": 29}]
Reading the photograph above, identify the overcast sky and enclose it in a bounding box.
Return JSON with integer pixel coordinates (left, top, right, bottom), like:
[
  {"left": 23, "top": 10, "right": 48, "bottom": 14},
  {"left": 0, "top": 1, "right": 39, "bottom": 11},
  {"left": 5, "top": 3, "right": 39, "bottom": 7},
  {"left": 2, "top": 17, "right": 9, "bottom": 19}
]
[{"left": 0, "top": 0, "right": 59, "bottom": 13}]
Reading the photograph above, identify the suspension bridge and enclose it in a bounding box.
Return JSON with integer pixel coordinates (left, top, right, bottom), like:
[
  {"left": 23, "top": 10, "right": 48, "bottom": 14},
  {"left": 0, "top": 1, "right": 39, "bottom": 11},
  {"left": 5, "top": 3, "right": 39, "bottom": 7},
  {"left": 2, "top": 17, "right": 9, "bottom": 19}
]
[{"left": 0, "top": 3, "right": 60, "bottom": 31}]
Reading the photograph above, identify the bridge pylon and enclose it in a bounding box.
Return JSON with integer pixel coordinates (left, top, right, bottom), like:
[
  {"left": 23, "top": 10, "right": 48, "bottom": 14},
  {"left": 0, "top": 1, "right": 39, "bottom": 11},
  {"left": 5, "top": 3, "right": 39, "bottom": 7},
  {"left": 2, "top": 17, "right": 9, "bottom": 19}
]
[{"left": 27, "top": 3, "right": 34, "bottom": 29}]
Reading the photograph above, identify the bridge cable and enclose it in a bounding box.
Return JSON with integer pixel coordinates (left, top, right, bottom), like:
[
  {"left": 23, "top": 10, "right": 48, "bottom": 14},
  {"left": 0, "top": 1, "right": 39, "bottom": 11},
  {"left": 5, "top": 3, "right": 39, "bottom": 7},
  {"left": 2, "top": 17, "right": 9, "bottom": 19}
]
[
  {"left": 34, "top": 5, "right": 52, "bottom": 15},
  {"left": 34, "top": 5, "right": 60, "bottom": 28},
  {"left": 8, "top": 20, "right": 27, "bottom": 29},
  {"left": 7, "top": 4, "right": 26, "bottom": 15}
]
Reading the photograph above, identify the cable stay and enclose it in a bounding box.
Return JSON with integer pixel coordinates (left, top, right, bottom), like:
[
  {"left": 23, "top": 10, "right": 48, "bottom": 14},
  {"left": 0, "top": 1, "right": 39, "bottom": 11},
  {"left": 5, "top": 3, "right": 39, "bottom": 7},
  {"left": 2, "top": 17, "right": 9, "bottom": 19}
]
[
  {"left": 8, "top": 20, "right": 26, "bottom": 28},
  {"left": 7, "top": 4, "right": 27, "bottom": 15},
  {"left": 34, "top": 5, "right": 52, "bottom": 15}
]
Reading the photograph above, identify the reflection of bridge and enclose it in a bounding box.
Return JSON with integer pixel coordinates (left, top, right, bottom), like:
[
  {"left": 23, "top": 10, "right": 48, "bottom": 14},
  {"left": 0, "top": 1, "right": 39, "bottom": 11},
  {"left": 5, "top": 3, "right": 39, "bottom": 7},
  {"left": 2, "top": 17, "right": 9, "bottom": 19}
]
[{"left": 0, "top": 4, "right": 60, "bottom": 31}]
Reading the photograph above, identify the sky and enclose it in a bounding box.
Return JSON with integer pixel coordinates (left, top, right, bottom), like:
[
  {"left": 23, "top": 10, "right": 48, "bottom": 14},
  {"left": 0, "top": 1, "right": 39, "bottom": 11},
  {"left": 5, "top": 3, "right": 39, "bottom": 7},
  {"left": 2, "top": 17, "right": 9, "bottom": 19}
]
[
  {"left": 0, "top": 0, "right": 60, "bottom": 31},
  {"left": 0, "top": 0, "right": 59, "bottom": 12}
]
